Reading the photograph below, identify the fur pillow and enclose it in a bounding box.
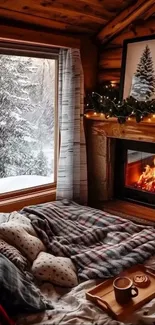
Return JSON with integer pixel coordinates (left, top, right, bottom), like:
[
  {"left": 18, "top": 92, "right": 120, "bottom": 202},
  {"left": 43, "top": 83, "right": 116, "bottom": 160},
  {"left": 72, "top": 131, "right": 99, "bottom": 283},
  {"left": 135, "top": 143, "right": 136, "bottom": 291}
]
[
  {"left": 31, "top": 252, "right": 78, "bottom": 287},
  {"left": 0, "top": 222, "right": 46, "bottom": 262},
  {"left": 0, "top": 238, "right": 28, "bottom": 271}
]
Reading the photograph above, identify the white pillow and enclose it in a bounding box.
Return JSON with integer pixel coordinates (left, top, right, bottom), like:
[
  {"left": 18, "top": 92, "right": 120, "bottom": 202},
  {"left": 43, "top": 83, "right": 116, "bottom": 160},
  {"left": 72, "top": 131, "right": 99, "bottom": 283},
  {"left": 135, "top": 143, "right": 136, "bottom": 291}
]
[
  {"left": 8, "top": 211, "right": 36, "bottom": 236},
  {"left": 0, "top": 222, "right": 46, "bottom": 262},
  {"left": 9, "top": 211, "right": 31, "bottom": 225},
  {"left": 32, "top": 252, "right": 78, "bottom": 287}
]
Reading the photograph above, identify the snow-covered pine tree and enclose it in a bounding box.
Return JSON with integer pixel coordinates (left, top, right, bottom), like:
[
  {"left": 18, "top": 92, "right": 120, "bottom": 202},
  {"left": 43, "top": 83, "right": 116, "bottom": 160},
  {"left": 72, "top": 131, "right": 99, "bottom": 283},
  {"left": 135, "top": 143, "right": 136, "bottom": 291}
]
[
  {"left": 0, "top": 55, "right": 36, "bottom": 177},
  {"left": 35, "top": 150, "right": 48, "bottom": 176},
  {"left": 130, "top": 45, "right": 155, "bottom": 100},
  {"left": 29, "top": 59, "right": 55, "bottom": 148},
  {"left": 0, "top": 54, "right": 55, "bottom": 181},
  {"left": 26, "top": 58, "right": 55, "bottom": 177}
]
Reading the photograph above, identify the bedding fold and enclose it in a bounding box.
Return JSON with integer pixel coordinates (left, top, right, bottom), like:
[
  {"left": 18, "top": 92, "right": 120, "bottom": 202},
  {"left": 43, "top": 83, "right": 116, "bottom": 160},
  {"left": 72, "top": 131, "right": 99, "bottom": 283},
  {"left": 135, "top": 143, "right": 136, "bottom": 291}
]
[{"left": 23, "top": 200, "right": 155, "bottom": 281}]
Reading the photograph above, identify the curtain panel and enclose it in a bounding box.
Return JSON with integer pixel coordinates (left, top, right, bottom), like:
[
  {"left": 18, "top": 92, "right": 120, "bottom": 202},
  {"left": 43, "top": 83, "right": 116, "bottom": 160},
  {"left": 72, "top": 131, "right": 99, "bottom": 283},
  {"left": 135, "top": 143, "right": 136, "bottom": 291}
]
[{"left": 56, "top": 48, "right": 87, "bottom": 204}]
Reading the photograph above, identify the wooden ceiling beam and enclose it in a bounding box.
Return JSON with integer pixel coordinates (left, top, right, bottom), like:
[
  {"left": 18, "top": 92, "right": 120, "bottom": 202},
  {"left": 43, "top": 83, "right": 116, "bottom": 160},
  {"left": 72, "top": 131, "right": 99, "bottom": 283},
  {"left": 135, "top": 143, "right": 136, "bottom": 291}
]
[
  {"left": 143, "top": 4, "right": 155, "bottom": 20},
  {"left": 0, "top": 24, "right": 80, "bottom": 49},
  {"left": 0, "top": 8, "right": 94, "bottom": 34},
  {"left": 108, "top": 17, "right": 155, "bottom": 47},
  {"left": 71, "top": 0, "right": 113, "bottom": 18},
  {"left": 97, "top": 0, "right": 155, "bottom": 44},
  {"left": 0, "top": 0, "right": 107, "bottom": 26},
  {"left": 39, "top": 0, "right": 112, "bottom": 21},
  {"left": 77, "top": 0, "right": 134, "bottom": 12}
]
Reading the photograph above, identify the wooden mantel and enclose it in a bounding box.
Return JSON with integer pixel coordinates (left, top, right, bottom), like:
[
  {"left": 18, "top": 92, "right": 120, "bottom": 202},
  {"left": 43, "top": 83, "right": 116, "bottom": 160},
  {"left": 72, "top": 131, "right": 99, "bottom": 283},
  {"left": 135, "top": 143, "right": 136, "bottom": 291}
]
[{"left": 85, "top": 112, "right": 155, "bottom": 143}]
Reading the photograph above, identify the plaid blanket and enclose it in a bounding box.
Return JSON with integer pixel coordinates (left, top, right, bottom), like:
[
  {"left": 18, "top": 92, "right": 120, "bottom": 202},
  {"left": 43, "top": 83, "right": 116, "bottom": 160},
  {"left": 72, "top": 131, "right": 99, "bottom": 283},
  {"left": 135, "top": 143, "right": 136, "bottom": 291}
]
[
  {"left": 0, "top": 254, "right": 50, "bottom": 316},
  {"left": 23, "top": 200, "right": 155, "bottom": 281}
]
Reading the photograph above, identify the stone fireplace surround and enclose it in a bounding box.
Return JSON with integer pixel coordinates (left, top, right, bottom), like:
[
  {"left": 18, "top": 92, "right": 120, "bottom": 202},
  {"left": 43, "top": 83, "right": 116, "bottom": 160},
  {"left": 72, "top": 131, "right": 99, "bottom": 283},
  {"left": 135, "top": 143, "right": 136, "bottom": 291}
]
[{"left": 86, "top": 113, "right": 155, "bottom": 222}]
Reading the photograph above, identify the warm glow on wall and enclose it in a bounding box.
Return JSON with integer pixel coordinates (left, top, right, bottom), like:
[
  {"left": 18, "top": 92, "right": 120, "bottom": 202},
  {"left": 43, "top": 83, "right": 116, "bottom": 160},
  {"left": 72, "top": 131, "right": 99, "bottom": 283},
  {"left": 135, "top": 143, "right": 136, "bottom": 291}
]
[{"left": 111, "top": 81, "right": 117, "bottom": 87}]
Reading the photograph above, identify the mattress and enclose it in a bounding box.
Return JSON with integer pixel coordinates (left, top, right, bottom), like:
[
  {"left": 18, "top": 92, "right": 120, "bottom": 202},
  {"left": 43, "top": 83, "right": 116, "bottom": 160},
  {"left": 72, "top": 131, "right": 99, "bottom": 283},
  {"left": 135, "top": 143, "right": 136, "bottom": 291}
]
[{"left": 0, "top": 200, "right": 155, "bottom": 325}]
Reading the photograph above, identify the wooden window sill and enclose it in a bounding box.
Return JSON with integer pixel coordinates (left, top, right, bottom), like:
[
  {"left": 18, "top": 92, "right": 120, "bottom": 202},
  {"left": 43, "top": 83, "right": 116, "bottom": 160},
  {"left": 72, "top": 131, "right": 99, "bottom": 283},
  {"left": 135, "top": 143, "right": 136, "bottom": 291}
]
[{"left": 0, "top": 187, "right": 56, "bottom": 212}]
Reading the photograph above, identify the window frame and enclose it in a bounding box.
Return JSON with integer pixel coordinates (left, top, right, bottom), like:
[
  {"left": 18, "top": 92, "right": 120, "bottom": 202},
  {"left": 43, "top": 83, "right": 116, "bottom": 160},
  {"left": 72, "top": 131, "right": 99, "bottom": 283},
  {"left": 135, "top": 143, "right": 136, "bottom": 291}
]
[{"left": 0, "top": 41, "right": 59, "bottom": 211}]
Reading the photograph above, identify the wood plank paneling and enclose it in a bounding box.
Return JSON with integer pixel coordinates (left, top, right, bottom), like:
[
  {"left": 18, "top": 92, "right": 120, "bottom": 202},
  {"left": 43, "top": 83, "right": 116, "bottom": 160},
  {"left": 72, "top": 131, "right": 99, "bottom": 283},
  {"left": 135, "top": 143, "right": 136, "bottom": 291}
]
[
  {"left": 80, "top": 37, "right": 98, "bottom": 90},
  {"left": 98, "top": 69, "right": 120, "bottom": 83},
  {"left": 99, "top": 48, "right": 122, "bottom": 69}
]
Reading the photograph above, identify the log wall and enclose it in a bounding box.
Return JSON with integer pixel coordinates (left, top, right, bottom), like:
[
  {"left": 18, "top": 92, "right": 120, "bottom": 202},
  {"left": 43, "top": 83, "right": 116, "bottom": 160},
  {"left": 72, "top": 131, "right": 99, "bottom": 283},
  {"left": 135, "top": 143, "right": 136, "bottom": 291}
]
[
  {"left": 98, "top": 17, "right": 155, "bottom": 84},
  {"left": 0, "top": 24, "right": 98, "bottom": 92}
]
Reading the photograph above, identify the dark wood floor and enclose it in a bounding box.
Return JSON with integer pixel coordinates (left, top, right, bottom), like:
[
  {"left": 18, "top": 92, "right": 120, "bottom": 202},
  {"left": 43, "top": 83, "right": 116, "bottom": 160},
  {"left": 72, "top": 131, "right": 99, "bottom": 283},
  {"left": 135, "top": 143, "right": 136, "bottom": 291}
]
[{"left": 101, "top": 200, "right": 155, "bottom": 223}]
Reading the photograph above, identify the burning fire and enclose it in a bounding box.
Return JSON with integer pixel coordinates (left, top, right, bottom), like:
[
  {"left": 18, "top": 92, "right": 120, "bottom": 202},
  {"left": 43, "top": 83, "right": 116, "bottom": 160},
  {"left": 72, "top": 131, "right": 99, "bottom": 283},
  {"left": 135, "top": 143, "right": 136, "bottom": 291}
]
[{"left": 135, "top": 158, "right": 155, "bottom": 192}]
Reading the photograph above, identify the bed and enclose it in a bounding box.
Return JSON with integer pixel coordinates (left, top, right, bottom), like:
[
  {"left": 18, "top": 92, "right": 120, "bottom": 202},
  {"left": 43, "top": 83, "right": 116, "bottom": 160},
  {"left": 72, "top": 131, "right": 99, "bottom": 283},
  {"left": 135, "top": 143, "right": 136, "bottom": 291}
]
[{"left": 1, "top": 200, "right": 155, "bottom": 325}]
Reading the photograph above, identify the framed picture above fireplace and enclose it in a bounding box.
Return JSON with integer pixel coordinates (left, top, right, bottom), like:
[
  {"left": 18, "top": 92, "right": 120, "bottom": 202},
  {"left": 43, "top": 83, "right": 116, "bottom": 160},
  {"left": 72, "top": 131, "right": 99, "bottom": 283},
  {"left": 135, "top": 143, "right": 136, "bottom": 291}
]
[{"left": 120, "top": 34, "right": 155, "bottom": 102}]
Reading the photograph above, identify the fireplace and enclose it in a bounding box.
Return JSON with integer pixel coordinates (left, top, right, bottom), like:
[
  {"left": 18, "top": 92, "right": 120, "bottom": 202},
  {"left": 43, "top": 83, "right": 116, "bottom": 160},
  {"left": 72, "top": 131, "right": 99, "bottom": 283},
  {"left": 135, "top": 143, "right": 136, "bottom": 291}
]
[{"left": 114, "top": 139, "right": 155, "bottom": 208}]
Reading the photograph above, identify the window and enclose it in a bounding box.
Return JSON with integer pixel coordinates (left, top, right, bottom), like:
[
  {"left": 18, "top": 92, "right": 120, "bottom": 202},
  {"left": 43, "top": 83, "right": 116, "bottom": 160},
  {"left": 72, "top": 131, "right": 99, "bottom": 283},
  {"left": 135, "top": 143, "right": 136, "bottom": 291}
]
[{"left": 0, "top": 42, "right": 58, "bottom": 202}]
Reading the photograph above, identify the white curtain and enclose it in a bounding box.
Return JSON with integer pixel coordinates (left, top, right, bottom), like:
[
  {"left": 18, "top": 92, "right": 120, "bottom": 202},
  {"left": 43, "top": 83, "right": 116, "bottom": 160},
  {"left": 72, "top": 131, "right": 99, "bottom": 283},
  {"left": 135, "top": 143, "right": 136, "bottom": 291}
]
[{"left": 56, "top": 48, "right": 87, "bottom": 204}]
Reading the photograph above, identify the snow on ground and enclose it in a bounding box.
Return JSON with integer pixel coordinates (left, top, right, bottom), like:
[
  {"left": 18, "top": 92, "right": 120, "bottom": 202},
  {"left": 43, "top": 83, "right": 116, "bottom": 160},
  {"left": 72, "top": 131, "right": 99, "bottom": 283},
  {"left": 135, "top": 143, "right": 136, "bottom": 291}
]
[
  {"left": 128, "top": 150, "right": 154, "bottom": 163},
  {"left": 0, "top": 175, "right": 54, "bottom": 193}
]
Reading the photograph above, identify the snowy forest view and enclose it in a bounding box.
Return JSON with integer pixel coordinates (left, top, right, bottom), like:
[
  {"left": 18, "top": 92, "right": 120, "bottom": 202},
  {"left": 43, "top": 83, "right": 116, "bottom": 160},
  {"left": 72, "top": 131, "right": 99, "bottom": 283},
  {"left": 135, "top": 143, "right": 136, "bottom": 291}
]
[
  {"left": 130, "top": 45, "right": 155, "bottom": 101},
  {"left": 0, "top": 54, "right": 55, "bottom": 193}
]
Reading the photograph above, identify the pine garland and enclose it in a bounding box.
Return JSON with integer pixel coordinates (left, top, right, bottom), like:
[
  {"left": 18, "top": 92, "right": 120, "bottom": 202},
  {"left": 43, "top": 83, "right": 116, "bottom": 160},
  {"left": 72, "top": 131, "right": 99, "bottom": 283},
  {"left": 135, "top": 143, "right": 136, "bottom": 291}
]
[{"left": 85, "top": 85, "right": 155, "bottom": 124}]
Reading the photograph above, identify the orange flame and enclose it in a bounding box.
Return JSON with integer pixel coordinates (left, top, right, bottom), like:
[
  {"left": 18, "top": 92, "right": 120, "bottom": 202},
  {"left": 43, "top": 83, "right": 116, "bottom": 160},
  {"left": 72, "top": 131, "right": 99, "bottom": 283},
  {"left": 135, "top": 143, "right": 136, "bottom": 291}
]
[{"left": 135, "top": 158, "right": 155, "bottom": 192}]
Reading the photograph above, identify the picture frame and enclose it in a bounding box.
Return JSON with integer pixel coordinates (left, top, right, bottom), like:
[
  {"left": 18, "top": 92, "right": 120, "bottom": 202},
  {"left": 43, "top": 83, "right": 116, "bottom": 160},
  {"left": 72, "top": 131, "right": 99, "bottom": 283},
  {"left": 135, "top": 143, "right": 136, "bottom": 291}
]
[{"left": 120, "top": 34, "right": 155, "bottom": 101}]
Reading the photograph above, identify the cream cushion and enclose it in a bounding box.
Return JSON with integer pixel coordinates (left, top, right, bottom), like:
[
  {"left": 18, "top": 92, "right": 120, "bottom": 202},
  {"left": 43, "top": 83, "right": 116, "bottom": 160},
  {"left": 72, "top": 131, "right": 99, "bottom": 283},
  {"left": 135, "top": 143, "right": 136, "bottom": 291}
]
[
  {"left": 0, "top": 222, "right": 46, "bottom": 262},
  {"left": 8, "top": 211, "right": 37, "bottom": 236},
  {"left": 32, "top": 252, "right": 78, "bottom": 287},
  {"left": 9, "top": 211, "right": 31, "bottom": 225}
]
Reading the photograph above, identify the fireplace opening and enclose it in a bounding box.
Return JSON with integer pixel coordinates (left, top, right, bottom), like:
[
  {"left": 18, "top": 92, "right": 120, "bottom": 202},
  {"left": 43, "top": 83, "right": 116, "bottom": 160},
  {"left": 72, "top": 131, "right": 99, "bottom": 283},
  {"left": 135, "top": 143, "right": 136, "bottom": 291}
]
[{"left": 114, "top": 139, "right": 155, "bottom": 208}]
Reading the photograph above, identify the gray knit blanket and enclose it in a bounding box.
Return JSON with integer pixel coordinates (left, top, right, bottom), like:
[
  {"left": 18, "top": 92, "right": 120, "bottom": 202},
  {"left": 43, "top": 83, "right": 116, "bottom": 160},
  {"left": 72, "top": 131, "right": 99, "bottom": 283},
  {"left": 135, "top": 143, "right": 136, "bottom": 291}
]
[{"left": 23, "top": 200, "right": 155, "bottom": 282}]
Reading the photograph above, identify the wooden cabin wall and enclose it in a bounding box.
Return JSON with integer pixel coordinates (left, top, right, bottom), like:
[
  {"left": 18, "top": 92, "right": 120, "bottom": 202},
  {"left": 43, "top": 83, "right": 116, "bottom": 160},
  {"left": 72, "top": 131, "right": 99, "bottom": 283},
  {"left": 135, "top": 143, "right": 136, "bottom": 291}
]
[
  {"left": 81, "top": 36, "right": 98, "bottom": 91},
  {"left": 0, "top": 24, "right": 98, "bottom": 92},
  {"left": 98, "top": 17, "right": 155, "bottom": 84},
  {"left": 86, "top": 18, "right": 155, "bottom": 207}
]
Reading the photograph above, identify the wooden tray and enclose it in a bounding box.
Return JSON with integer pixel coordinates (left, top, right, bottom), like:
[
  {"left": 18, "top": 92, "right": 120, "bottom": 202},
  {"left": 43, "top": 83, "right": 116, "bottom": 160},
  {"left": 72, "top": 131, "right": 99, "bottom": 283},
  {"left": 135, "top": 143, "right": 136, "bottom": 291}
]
[{"left": 86, "top": 264, "right": 155, "bottom": 321}]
